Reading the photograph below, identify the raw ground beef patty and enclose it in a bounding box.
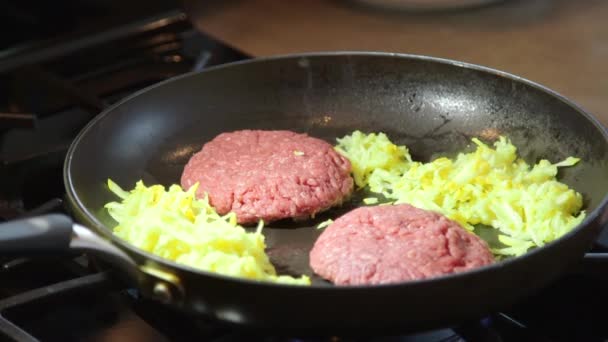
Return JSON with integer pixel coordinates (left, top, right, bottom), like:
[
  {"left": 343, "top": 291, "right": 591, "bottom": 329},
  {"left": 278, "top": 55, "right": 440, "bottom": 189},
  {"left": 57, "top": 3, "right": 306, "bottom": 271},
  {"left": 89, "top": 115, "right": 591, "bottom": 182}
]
[
  {"left": 309, "top": 204, "right": 494, "bottom": 285},
  {"left": 181, "top": 130, "right": 354, "bottom": 224}
]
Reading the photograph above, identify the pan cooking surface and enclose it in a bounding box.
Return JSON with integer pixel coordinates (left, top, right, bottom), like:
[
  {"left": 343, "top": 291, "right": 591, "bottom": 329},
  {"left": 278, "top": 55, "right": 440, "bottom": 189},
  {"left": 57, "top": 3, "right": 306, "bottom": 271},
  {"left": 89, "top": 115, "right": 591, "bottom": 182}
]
[{"left": 70, "top": 53, "right": 608, "bottom": 280}]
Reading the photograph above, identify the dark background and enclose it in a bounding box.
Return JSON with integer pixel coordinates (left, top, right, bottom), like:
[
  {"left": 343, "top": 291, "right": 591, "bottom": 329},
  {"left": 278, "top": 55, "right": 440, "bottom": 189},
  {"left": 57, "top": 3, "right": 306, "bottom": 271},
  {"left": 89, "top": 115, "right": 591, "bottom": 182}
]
[{"left": 0, "top": 0, "right": 177, "bottom": 51}]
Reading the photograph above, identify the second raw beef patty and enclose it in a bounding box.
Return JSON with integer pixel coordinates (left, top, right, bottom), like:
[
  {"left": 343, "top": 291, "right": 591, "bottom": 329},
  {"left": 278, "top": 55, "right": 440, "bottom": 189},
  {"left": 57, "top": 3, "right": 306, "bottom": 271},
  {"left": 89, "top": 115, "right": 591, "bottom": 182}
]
[
  {"left": 181, "top": 130, "right": 354, "bottom": 224},
  {"left": 309, "top": 204, "right": 495, "bottom": 285}
]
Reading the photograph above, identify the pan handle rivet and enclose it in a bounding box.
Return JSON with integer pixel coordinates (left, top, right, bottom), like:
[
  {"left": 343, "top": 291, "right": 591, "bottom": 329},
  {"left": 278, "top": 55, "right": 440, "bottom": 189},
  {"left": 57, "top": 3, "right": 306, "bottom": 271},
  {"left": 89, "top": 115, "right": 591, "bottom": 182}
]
[{"left": 152, "top": 282, "right": 173, "bottom": 303}]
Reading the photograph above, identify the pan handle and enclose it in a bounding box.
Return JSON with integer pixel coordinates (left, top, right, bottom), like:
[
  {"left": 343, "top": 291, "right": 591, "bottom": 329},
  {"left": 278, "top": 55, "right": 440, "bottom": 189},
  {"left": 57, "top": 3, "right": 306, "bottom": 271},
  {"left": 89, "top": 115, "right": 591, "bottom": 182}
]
[
  {"left": 0, "top": 214, "right": 73, "bottom": 253},
  {"left": 0, "top": 214, "right": 139, "bottom": 282}
]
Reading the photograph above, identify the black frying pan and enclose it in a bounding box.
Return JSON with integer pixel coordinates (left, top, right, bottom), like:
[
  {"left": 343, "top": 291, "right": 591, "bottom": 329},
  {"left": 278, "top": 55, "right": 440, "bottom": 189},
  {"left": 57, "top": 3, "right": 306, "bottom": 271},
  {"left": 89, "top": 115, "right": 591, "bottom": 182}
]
[{"left": 1, "top": 52, "right": 608, "bottom": 336}]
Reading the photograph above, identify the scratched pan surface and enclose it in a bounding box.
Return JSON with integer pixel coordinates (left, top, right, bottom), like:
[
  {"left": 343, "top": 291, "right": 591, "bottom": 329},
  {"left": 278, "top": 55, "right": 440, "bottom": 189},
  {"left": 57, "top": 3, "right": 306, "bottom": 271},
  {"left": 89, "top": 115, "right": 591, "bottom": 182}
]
[{"left": 66, "top": 52, "right": 608, "bottom": 335}]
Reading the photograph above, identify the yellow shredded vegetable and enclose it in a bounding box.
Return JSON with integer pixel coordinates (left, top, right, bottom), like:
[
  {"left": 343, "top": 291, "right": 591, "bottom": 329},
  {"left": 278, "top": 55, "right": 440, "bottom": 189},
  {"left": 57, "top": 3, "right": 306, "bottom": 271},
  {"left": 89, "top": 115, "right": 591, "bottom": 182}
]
[
  {"left": 104, "top": 179, "right": 310, "bottom": 285},
  {"left": 336, "top": 131, "right": 586, "bottom": 257},
  {"left": 335, "top": 131, "right": 411, "bottom": 188},
  {"left": 316, "top": 219, "right": 334, "bottom": 229},
  {"left": 363, "top": 197, "right": 379, "bottom": 205}
]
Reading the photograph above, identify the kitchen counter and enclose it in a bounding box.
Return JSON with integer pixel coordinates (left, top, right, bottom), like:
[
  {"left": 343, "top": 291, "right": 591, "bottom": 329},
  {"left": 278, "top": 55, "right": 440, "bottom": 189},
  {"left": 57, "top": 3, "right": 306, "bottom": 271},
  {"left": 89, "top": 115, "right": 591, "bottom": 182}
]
[{"left": 190, "top": 0, "right": 608, "bottom": 126}]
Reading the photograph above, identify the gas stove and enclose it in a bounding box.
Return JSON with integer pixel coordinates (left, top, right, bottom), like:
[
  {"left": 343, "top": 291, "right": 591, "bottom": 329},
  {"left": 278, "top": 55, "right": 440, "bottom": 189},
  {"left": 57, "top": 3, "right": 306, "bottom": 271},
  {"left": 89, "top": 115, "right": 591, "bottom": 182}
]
[{"left": 1, "top": 4, "right": 608, "bottom": 342}]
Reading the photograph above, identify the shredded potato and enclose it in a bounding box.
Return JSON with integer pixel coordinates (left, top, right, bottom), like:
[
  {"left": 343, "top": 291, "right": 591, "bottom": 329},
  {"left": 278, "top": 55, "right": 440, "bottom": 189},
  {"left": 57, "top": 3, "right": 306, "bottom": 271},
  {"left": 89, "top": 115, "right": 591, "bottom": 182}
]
[
  {"left": 363, "top": 197, "right": 379, "bottom": 205},
  {"left": 104, "top": 179, "right": 310, "bottom": 285},
  {"left": 335, "top": 131, "right": 411, "bottom": 188},
  {"left": 316, "top": 219, "right": 334, "bottom": 229},
  {"left": 336, "top": 131, "right": 586, "bottom": 257}
]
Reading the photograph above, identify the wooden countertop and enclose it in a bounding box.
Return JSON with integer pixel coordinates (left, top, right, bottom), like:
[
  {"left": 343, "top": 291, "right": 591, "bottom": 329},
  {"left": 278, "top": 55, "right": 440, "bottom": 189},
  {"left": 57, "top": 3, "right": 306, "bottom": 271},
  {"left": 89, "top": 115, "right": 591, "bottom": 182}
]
[{"left": 190, "top": 0, "right": 608, "bottom": 126}]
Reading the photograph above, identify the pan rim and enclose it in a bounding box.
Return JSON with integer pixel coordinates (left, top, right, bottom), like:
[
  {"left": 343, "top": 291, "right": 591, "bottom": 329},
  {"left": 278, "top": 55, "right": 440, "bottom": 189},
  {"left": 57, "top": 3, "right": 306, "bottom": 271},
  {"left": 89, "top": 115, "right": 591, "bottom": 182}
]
[{"left": 64, "top": 50, "right": 608, "bottom": 291}]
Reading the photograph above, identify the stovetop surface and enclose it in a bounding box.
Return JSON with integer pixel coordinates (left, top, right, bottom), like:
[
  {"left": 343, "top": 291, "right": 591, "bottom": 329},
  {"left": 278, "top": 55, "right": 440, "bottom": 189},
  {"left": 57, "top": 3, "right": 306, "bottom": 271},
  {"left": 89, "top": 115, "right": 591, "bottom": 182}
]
[
  {"left": 1, "top": 3, "right": 608, "bottom": 342},
  {"left": 1, "top": 0, "right": 176, "bottom": 64}
]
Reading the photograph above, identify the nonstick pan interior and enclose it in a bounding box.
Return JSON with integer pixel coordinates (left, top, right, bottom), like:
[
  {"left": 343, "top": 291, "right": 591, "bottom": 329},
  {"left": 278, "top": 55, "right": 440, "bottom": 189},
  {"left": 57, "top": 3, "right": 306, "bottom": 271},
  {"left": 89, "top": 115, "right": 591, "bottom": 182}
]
[{"left": 64, "top": 52, "right": 608, "bottom": 332}]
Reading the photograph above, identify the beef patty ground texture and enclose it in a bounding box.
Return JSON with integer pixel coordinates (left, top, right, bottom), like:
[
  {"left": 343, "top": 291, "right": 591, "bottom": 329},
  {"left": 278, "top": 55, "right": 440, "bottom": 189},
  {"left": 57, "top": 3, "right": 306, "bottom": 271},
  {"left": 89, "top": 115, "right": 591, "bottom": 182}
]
[
  {"left": 310, "top": 204, "right": 495, "bottom": 285},
  {"left": 181, "top": 130, "right": 354, "bottom": 224}
]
